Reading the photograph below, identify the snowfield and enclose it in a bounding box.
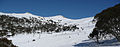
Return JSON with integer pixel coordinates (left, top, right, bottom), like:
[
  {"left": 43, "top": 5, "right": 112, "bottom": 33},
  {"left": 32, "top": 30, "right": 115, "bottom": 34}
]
[
  {"left": 7, "top": 14, "right": 95, "bottom": 47},
  {"left": 1, "top": 12, "right": 119, "bottom": 47}
]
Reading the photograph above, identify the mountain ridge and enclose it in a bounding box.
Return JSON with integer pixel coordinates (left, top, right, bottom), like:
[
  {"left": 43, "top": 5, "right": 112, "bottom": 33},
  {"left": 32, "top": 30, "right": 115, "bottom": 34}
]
[{"left": 0, "top": 12, "right": 91, "bottom": 20}]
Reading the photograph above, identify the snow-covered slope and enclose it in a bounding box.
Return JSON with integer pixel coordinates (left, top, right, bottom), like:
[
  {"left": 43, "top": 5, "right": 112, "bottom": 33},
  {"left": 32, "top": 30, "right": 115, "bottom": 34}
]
[
  {"left": 0, "top": 12, "right": 95, "bottom": 47},
  {"left": 1, "top": 12, "right": 119, "bottom": 47},
  {"left": 0, "top": 12, "right": 94, "bottom": 47},
  {"left": 8, "top": 17, "right": 95, "bottom": 47},
  {"left": 0, "top": 12, "right": 42, "bottom": 19},
  {"left": 3, "top": 12, "right": 118, "bottom": 47}
]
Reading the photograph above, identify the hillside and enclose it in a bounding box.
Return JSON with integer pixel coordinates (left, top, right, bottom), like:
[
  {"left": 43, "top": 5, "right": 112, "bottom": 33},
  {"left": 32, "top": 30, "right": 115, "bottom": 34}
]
[
  {"left": 0, "top": 12, "right": 94, "bottom": 47},
  {"left": 1, "top": 12, "right": 119, "bottom": 47}
]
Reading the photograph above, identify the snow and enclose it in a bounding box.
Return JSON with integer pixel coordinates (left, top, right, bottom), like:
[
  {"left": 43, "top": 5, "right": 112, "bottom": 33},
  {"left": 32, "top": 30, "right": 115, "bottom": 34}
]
[
  {"left": 0, "top": 12, "right": 42, "bottom": 19},
  {"left": 1, "top": 12, "right": 119, "bottom": 47},
  {"left": 7, "top": 14, "right": 95, "bottom": 47}
]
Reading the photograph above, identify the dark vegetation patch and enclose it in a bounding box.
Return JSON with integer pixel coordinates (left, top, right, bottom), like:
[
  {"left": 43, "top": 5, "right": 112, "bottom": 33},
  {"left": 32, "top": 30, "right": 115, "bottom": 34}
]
[
  {"left": 89, "top": 4, "right": 120, "bottom": 43},
  {"left": 0, "top": 15, "right": 79, "bottom": 37},
  {"left": 0, "top": 37, "right": 17, "bottom": 47}
]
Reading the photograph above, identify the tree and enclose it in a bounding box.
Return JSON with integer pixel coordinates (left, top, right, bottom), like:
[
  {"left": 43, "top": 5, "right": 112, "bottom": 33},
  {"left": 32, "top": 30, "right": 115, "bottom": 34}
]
[{"left": 89, "top": 4, "right": 120, "bottom": 43}]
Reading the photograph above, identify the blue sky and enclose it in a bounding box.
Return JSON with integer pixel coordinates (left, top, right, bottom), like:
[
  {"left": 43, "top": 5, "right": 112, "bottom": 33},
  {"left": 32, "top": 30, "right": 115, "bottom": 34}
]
[{"left": 0, "top": 0, "right": 119, "bottom": 19}]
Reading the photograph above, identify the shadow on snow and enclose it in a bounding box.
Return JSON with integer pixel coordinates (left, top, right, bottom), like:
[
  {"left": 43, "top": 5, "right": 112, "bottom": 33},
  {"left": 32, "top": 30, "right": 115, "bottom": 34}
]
[{"left": 73, "top": 38, "right": 120, "bottom": 47}]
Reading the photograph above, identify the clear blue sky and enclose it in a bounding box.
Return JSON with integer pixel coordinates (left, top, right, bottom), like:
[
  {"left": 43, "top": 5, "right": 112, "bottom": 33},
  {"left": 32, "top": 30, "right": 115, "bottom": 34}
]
[{"left": 0, "top": 0, "right": 119, "bottom": 19}]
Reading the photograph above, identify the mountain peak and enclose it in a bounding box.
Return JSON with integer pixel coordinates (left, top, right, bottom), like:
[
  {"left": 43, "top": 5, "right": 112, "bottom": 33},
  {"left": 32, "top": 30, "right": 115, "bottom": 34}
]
[
  {"left": 53, "top": 15, "right": 65, "bottom": 18},
  {"left": 24, "top": 12, "right": 33, "bottom": 15}
]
